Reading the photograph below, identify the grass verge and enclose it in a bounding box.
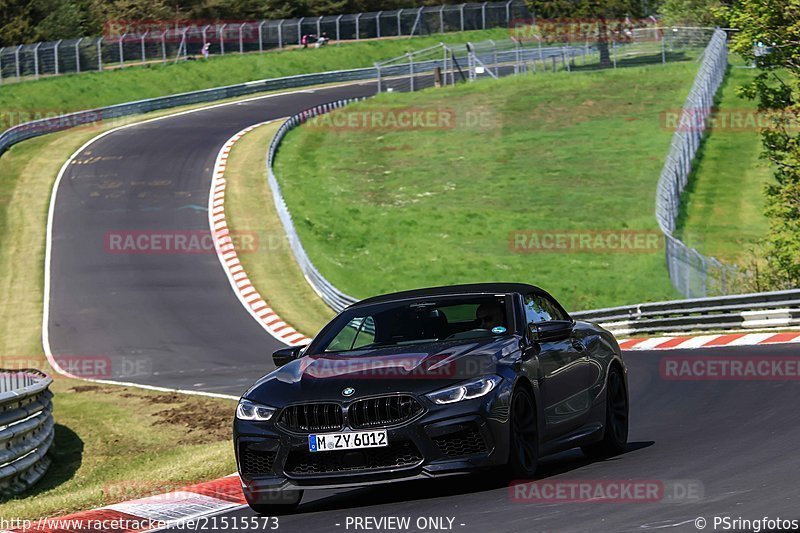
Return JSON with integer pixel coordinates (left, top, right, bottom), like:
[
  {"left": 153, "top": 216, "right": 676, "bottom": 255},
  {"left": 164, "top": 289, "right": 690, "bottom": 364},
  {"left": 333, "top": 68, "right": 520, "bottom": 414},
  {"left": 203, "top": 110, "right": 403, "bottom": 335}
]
[
  {"left": 0, "top": 28, "right": 507, "bottom": 124},
  {"left": 223, "top": 121, "right": 334, "bottom": 337},
  {"left": 274, "top": 62, "right": 703, "bottom": 311},
  {"left": 676, "top": 61, "right": 772, "bottom": 264}
]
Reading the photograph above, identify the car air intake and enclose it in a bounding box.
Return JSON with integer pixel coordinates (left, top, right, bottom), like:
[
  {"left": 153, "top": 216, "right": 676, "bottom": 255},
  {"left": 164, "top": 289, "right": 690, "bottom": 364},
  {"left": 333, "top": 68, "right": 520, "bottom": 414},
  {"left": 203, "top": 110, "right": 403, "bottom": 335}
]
[
  {"left": 348, "top": 395, "right": 423, "bottom": 429},
  {"left": 238, "top": 442, "right": 278, "bottom": 478},
  {"left": 432, "top": 427, "right": 488, "bottom": 457},
  {"left": 279, "top": 403, "right": 344, "bottom": 432}
]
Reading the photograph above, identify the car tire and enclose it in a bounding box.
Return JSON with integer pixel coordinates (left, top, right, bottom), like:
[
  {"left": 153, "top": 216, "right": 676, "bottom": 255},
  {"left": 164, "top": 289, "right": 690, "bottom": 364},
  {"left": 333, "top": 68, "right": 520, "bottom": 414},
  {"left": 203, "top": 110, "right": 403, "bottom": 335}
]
[
  {"left": 245, "top": 489, "right": 303, "bottom": 515},
  {"left": 506, "top": 386, "right": 539, "bottom": 478},
  {"left": 582, "top": 365, "right": 628, "bottom": 459}
]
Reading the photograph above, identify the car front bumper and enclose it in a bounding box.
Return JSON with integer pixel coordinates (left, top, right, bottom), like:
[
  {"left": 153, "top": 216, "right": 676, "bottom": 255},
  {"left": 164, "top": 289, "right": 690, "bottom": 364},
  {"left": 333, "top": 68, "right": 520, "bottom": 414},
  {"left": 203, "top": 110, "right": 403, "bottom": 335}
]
[{"left": 235, "top": 388, "right": 512, "bottom": 495}]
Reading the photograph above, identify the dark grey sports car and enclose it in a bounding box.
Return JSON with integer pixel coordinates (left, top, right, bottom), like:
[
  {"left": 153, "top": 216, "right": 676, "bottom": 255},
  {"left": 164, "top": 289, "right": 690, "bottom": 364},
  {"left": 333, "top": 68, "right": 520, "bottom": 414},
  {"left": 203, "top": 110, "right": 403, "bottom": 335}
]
[{"left": 234, "top": 283, "right": 628, "bottom": 514}]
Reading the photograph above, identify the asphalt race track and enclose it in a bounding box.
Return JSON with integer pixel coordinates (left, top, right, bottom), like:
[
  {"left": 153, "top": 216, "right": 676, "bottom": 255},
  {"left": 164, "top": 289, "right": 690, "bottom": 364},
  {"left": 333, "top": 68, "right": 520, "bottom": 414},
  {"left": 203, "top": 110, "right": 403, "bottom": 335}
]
[
  {"left": 47, "top": 83, "right": 377, "bottom": 395},
  {"left": 161, "top": 343, "right": 799, "bottom": 532},
  {"left": 46, "top": 82, "right": 800, "bottom": 530}
]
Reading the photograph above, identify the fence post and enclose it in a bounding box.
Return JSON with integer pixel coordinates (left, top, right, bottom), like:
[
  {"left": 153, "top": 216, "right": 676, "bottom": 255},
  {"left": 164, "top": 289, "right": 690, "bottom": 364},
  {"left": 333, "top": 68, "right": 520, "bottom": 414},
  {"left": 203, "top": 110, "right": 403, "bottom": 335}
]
[
  {"left": 75, "top": 38, "right": 82, "bottom": 73},
  {"left": 258, "top": 22, "right": 265, "bottom": 52},
  {"left": 297, "top": 18, "right": 304, "bottom": 44},
  {"left": 460, "top": 4, "right": 465, "bottom": 31},
  {"left": 376, "top": 62, "right": 382, "bottom": 93},
  {"left": 661, "top": 30, "right": 666, "bottom": 64},
  {"left": 376, "top": 12, "right": 383, "bottom": 38},
  {"left": 397, "top": 9, "right": 403, "bottom": 36},
  {"left": 317, "top": 16, "right": 322, "bottom": 38},
  {"left": 33, "top": 42, "right": 41, "bottom": 79},
  {"left": 220, "top": 24, "right": 227, "bottom": 55},
  {"left": 97, "top": 39, "right": 102, "bottom": 71},
  {"left": 439, "top": 6, "right": 445, "bottom": 33},
  {"left": 161, "top": 31, "right": 167, "bottom": 62},
  {"left": 482, "top": 2, "right": 487, "bottom": 29},
  {"left": 355, "top": 14, "right": 361, "bottom": 40},
  {"left": 506, "top": 0, "right": 512, "bottom": 25},
  {"left": 278, "top": 20, "right": 284, "bottom": 48},
  {"left": 54, "top": 40, "right": 61, "bottom": 75},
  {"left": 119, "top": 33, "right": 126, "bottom": 65},
  {"left": 138, "top": 32, "right": 147, "bottom": 64},
  {"left": 239, "top": 23, "right": 245, "bottom": 54},
  {"left": 336, "top": 16, "right": 342, "bottom": 41},
  {"left": 0, "top": 48, "right": 4, "bottom": 84},
  {"left": 612, "top": 38, "right": 617, "bottom": 68},
  {"left": 15, "top": 45, "right": 22, "bottom": 81},
  {"left": 409, "top": 52, "right": 415, "bottom": 91}
]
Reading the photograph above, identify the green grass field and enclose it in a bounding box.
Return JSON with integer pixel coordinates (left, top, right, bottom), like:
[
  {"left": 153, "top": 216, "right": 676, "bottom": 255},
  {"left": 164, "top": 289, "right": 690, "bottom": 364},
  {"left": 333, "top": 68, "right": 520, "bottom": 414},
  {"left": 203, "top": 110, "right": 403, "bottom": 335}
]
[
  {"left": 0, "top": 29, "right": 506, "bottom": 126},
  {"left": 676, "top": 61, "right": 772, "bottom": 264},
  {"left": 274, "top": 62, "right": 703, "bottom": 311}
]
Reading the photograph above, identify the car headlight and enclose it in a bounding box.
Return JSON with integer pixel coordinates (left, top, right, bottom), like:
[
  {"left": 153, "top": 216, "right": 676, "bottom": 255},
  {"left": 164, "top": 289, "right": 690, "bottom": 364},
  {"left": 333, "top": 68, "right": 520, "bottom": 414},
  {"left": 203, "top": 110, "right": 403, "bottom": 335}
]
[
  {"left": 236, "top": 399, "right": 276, "bottom": 421},
  {"left": 426, "top": 375, "right": 502, "bottom": 405}
]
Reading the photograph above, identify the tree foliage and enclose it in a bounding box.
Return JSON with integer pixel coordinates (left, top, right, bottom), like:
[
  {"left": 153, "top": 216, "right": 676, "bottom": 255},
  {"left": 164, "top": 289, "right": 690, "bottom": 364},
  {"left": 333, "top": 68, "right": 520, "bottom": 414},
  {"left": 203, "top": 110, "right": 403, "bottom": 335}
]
[{"left": 729, "top": 0, "right": 800, "bottom": 288}]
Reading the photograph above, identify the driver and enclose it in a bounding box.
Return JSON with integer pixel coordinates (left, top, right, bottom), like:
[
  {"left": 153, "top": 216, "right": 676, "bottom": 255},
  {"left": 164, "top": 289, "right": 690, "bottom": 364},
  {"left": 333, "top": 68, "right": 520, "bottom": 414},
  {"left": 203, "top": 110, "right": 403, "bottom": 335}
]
[{"left": 476, "top": 302, "right": 504, "bottom": 331}]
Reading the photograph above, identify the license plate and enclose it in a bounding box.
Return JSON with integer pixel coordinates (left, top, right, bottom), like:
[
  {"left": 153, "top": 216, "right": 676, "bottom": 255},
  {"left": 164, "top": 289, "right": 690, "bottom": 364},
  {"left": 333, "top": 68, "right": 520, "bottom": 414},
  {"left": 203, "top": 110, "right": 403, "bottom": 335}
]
[{"left": 308, "top": 430, "right": 388, "bottom": 452}]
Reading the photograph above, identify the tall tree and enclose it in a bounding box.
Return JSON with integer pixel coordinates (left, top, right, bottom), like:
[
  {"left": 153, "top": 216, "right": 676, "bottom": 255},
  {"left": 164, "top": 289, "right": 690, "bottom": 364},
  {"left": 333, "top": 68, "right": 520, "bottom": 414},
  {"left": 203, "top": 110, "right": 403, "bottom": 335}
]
[{"left": 729, "top": 0, "right": 800, "bottom": 288}]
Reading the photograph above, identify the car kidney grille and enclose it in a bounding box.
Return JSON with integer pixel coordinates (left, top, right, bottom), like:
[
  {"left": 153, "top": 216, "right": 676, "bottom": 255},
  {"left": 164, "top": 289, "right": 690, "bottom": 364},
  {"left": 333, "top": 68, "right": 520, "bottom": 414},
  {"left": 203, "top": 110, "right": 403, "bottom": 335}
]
[
  {"left": 279, "top": 403, "right": 343, "bottom": 432},
  {"left": 285, "top": 440, "right": 422, "bottom": 476},
  {"left": 348, "top": 395, "right": 423, "bottom": 429}
]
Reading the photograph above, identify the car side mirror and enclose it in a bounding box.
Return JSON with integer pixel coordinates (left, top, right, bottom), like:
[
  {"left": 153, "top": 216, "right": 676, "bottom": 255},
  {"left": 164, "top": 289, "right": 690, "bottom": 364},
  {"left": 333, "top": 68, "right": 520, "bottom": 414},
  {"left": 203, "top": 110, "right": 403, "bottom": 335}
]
[
  {"left": 528, "top": 320, "right": 573, "bottom": 343},
  {"left": 272, "top": 345, "right": 306, "bottom": 368}
]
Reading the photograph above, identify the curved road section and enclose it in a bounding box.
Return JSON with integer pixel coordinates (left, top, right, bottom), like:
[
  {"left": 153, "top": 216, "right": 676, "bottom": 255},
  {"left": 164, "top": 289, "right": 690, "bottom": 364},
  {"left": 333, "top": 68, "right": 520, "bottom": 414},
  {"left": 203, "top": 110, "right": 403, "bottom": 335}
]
[{"left": 46, "top": 83, "right": 374, "bottom": 396}]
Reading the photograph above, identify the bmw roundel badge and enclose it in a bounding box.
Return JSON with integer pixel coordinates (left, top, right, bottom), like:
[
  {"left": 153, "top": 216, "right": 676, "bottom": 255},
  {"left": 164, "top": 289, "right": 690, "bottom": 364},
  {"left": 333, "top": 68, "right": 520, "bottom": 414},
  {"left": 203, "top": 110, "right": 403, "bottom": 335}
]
[{"left": 342, "top": 387, "right": 355, "bottom": 397}]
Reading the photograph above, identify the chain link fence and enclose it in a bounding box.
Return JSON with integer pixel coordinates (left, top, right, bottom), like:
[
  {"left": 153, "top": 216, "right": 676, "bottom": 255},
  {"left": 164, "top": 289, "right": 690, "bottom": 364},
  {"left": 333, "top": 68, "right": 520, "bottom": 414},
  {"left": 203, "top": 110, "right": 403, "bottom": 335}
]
[
  {"left": 656, "top": 28, "right": 738, "bottom": 298},
  {"left": 376, "top": 27, "right": 716, "bottom": 93},
  {"left": 0, "top": 1, "right": 528, "bottom": 84}
]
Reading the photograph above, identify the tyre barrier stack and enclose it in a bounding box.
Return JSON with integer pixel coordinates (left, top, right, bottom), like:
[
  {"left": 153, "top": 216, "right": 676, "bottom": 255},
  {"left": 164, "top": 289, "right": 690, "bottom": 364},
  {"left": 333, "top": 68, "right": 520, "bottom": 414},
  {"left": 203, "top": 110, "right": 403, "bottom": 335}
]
[{"left": 0, "top": 369, "right": 54, "bottom": 497}]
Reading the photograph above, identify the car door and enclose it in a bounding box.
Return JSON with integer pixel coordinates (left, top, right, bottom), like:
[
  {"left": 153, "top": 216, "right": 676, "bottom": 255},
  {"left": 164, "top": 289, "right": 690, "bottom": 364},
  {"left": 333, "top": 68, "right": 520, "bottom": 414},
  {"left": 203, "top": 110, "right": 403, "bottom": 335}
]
[{"left": 522, "top": 293, "right": 591, "bottom": 438}]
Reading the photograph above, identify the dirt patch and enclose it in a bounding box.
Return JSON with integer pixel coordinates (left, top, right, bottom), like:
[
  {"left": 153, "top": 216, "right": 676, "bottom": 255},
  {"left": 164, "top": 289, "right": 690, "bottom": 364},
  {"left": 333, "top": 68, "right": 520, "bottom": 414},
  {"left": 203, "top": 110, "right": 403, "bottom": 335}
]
[
  {"left": 152, "top": 398, "right": 233, "bottom": 444},
  {"left": 69, "top": 385, "right": 103, "bottom": 393}
]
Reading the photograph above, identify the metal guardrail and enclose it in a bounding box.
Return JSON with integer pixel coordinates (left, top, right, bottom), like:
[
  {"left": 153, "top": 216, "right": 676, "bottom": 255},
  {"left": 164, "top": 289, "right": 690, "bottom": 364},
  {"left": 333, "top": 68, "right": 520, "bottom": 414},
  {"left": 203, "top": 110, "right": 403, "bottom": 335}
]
[
  {"left": 0, "top": 65, "right": 388, "bottom": 157},
  {"left": 573, "top": 289, "right": 800, "bottom": 336},
  {"left": 267, "top": 102, "right": 362, "bottom": 311},
  {"left": 0, "top": 369, "right": 54, "bottom": 497}
]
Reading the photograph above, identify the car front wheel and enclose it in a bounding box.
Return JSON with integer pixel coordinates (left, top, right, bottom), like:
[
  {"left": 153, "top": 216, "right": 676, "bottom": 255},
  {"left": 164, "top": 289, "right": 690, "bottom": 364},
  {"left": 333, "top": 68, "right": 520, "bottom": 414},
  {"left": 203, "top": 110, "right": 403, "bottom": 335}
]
[
  {"left": 506, "top": 387, "right": 539, "bottom": 478},
  {"left": 582, "top": 365, "right": 628, "bottom": 458}
]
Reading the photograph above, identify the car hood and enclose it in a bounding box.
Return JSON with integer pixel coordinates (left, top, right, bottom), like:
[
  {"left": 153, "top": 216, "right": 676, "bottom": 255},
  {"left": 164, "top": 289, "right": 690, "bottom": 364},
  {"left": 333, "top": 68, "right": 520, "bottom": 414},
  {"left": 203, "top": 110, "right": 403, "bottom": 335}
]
[{"left": 245, "top": 337, "right": 520, "bottom": 405}]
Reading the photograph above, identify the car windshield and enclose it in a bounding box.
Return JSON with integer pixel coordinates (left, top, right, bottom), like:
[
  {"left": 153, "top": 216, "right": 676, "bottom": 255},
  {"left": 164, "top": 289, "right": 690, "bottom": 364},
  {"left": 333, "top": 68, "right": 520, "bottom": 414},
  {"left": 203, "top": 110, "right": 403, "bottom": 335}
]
[{"left": 315, "top": 294, "right": 512, "bottom": 353}]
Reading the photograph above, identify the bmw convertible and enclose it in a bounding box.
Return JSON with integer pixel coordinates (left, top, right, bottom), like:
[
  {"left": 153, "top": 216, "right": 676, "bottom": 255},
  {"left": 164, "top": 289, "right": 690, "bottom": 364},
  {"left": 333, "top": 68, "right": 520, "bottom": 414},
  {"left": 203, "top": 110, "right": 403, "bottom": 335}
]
[{"left": 234, "top": 283, "right": 628, "bottom": 513}]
